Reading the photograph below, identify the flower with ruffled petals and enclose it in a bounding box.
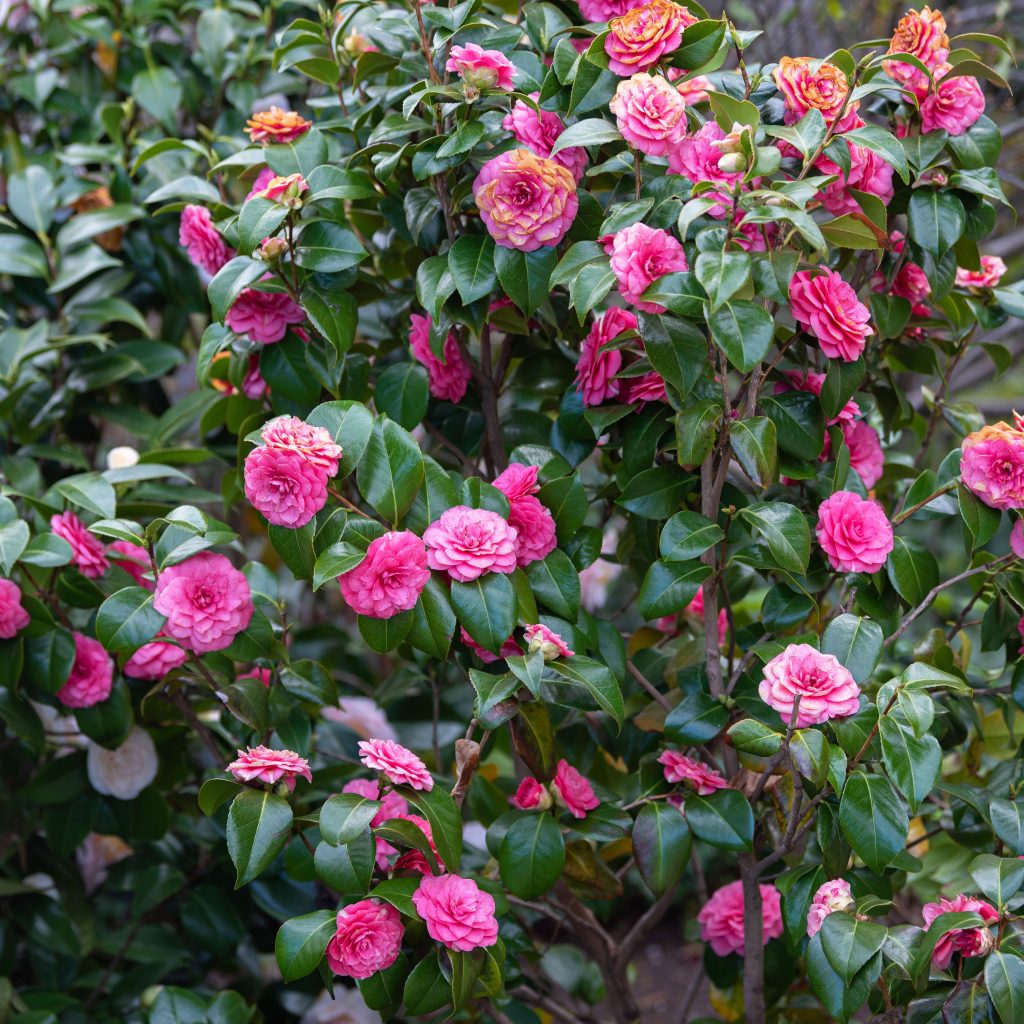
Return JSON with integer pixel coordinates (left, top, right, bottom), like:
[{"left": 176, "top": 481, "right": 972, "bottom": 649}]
[
  {"left": 359, "top": 738, "right": 433, "bottom": 791},
  {"left": 962, "top": 421, "right": 1024, "bottom": 510},
  {"left": 668, "top": 122, "right": 745, "bottom": 217},
  {"left": 424, "top": 506, "right": 518, "bottom": 582},
  {"left": 806, "top": 879, "right": 856, "bottom": 937},
  {"left": 816, "top": 491, "right": 894, "bottom": 573},
  {"left": 773, "top": 56, "right": 859, "bottom": 128},
  {"left": 244, "top": 446, "right": 327, "bottom": 528},
  {"left": 392, "top": 814, "right": 445, "bottom": 875},
  {"left": 493, "top": 463, "right": 557, "bottom": 568},
  {"left": 760, "top": 643, "right": 861, "bottom": 727},
  {"left": 87, "top": 726, "right": 158, "bottom": 801},
  {"left": 525, "top": 623, "right": 574, "bottom": 660},
  {"left": 682, "top": 587, "right": 728, "bottom": 645},
  {"left": 153, "top": 552, "right": 253, "bottom": 654},
  {"left": 412, "top": 873, "right": 499, "bottom": 951},
  {"left": 511, "top": 777, "right": 553, "bottom": 811},
  {"left": 246, "top": 107, "right": 312, "bottom": 145},
  {"left": 605, "top": 0, "right": 696, "bottom": 76},
  {"left": 108, "top": 541, "right": 152, "bottom": 589},
  {"left": 576, "top": 307, "right": 636, "bottom": 406},
  {"left": 502, "top": 94, "right": 587, "bottom": 182},
  {"left": 326, "top": 900, "right": 404, "bottom": 979},
  {"left": 339, "top": 531, "right": 430, "bottom": 619},
  {"left": 841, "top": 419, "right": 885, "bottom": 488},
  {"left": 261, "top": 416, "right": 342, "bottom": 476},
  {"left": 51, "top": 511, "right": 108, "bottom": 579},
  {"left": 815, "top": 143, "right": 895, "bottom": 216},
  {"left": 460, "top": 626, "right": 521, "bottom": 663},
  {"left": 609, "top": 73, "right": 688, "bottom": 156},
  {"left": 228, "top": 745, "right": 312, "bottom": 791},
  {"left": 658, "top": 750, "right": 729, "bottom": 795},
  {"left": 608, "top": 222, "right": 687, "bottom": 313},
  {"left": 474, "top": 149, "right": 578, "bottom": 252},
  {"left": 552, "top": 759, "right": 599, "bottom": 818},
  {"left": 579, "top": 0, "right": 635, "bottom": 19},
  {"left": 342, "top": 778, "right": 408, "bottom": 869},
  {"left": 123, "top": 636, "right": 188, "bottom": 680},
  {"left": 0, "top": 579, "right": 30, "bottom": 639},
  {"left": 776, "top": 371, "right": 861, "bottom": 426},
  {"left": 790, "top": 269, "right": 873, "bottom": 362},
  {"left": 179, "top": 206, "right": 233, "bottom": 276},
  {"left": 699, "top": 880, "right": 783, "bottom": 956},
  {"left": 957, "top": 255, "right": 1007, "bottom": 290},
  {"left": 624, "top": 369, "right": 667, "bottom": 405},
  {"left": 921, "top": 65, "right": 985, "bottom": 136},
  {"left": 408, "top": 313, "right": 472, "bottom": 403},
  {"left": 1012, "top": 520, "right": 1024, "bottom": 558},
  {"left": 446, "top": 43, "right": 516, "bottom": 91},
  {"left": 885, "top": 7, "right": 950, "bottom": 97},
  {"left": 226, "top": 284, "right": 305, "bottom": 344},
  {"left": 56, "top": 633, "right": 114, "bottom": 709},
  {"left": 668, "top": 70, "right": 712, "bottom": 103},
  {"left": 256, "top": 172, "right": 308, "bottom": 206},
  {"left": 922, "top": 894, "right": 998, "bottom": 969}
]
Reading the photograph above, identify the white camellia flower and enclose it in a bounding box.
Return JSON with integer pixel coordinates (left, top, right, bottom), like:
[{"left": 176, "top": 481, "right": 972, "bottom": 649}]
[
  {"left": 300, "top": 988, "right": 381, "bottom": 1024},
  {"left": 321, "top": 696, "right": 396, "bottom": 742},
  {"left": 106, "top": 445, "right": 140, "bottom": 470},
  {"left": 87, "top": 726, "right": 159, "bottom": 800}
]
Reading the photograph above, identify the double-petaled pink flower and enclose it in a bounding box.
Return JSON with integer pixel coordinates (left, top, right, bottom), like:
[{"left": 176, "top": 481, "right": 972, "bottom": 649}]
[
  {"left": 359, "top": 737, "right": 433, "bottom": 791},
  {"left": 608, "top": 222, "right": 687, "bottom": 312},
  {"left": 503, "top": 94, "right": 587, "bottom": 183},
  {"left": 56, "top": 633, "right": 114, "bottom": 709},
  {"left": 609, "top": 73, "right": 688, "bottom": 157},
  {"left": 228, "top": 745, "right": 312, "bottom": 791},
  {"left": 245, "top": 107, "right": 312, "bottom": 145},
  {"left": 815, "top": 143, "right": 895, "bottom": 216},
  {"left": 956, "top": 255, "right": 1007, "bottom": 290},
  {"left": 409, "top": 312, "right": 472, "bottom": 403},
  {"left": 326, "top": 900, "right": 404, "bottom": 979},
  {"left": 922, "top": 894, "right": 998, "bottom": 969},
  {"left": 179, "top": 205, "right": 234, "bottom": 276},
  {"left": 552, "top": 759, "right": 599, "bottom": 818},
  {"left": 262, "top": 416, "right": 342, "bottom": 476},
  {"left": 699, "top": 880, "right": 783, "bottom": 956},
  {"left": 525, "top": 623, "right": 574, "bottom": 660},
  {"left": 759, "top": 643, "right": 861, "bottom": 727},
  {"left": 0, "top": 579, "right": 30, "bottom": 639},
  {"left": 575, "top": 307, "right": 636, "bottom": 406},
  {"left": 962, "top": 421, "right": 1024, "bottom": 510},
  {"left": 226, "top": 284, "right": 305, "bottom": 344},
  {"left": 816, "top": 491, "right": 894, "bottom": 573},
  {"left": 885, "top": 6, "right": 950, "bottom": 98},
  {"left": 790, "top": 269, "right": 873, "bottom": 363},
  {"left": 493, "top": 463, "right": 557, "bottom": 568},
  {"left": 806, "top": 878, "right": 855, "bottom": 937},
  {"left": 424, "top": 506, "right": 518, "bottom": 582},
  {"left": 412, "top": 873, "right": 499, "bottom": 951},
  {"left": 921, "top": 65, "right": 985, "bottom": 136},
  {"left": 773, "top": 56, "right": 859, "bottom": 129},
  {"left": 51, "top": 511, "right": 109, "bottom": 579},
  {"left": 244, "top": 446, "right": 327, "bottom": 528},
  {"left": 604, "top": 0, "right": 696, "bottom": 76},
  {"left": 123, "top": 636, "right": 188, "bottom": 680},
  {"left": 446, "top": 43, "right": 516, "bottom": 91},
  {"left": 668, "top": 122, "right": 745, "bottom": 218},
  {"left": 339, "top": 531, "right": 431, "bottom": 619},
  {"left": 658, "top": 750, "right": 729, "bottom": 795}
]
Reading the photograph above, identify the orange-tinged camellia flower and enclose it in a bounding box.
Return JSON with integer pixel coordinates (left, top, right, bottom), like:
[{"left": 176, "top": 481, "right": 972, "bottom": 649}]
[
  {"left": 604, "top": 0, "right": 697, "bottom": 76},
  {"left": 245, "top": 106, "right": 312, "bottom": 145},
  {"left": 961, "top": 417, "right": 1024, "bottom": 510},
  {"left": 884, "top": 6, "right": 950, "bottom": 96},
  {"left": 772, "top": 56, "right": 858, "bottom": 127},
  {"left": 71, "top": 186, "right": 123, "bottom": 252}
]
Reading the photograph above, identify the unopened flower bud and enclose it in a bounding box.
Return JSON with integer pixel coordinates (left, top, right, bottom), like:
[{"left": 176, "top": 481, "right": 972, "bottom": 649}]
[
  {"left": 717, "top": 152, "right": 747, "bottom": 174},
  {"left": 258, "top": 236, "right": 289, "bottom": 261},
  {"left": 343, "top": 31, "right": 376, "bottom": 56},
  {"left": 462, "top": 83, "right": 481, "bottom": 103},
  {"left": 711, "top": 122, "right": 748, "bottom": 156},
  {"left": 107, "top": 445, "right": 139, "bottom": 470},
  {"left": 826, "top": 891, "right": 857, "bottom": 914}
]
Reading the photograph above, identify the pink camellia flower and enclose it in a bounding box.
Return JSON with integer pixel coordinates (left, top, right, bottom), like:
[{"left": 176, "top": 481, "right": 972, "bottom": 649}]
[
  {"left": 776, "top": 370, "right": 860, "bottom": 426},
  {"left": 608, "top": 222, "right": 687, "bottom": 313},
  {"left": 226, "top": 285, "right": 305, "bottom": 344},
  {"left": 261, "top": 416, "right": 342, "bottom": 476},
  {"left": 409, "top": 312, "right": 472, "bottom": 404},
  {"left": 245, "top": 107, "right": 312, "bottom": 145},
  {"left": 342, "top": 779, "right": 408, "bottom": 869},
  {"left": 841, "top": 419, "right": 885, "bottom": 489},
  {"left": 325, "top": 900, "right": 404, "bottom": 979},
  {"left": 179, "top": 205, "right": 233, "bottom": 276},
  {"left": 392, "top": 813, "right": 445, "bottom": 875},
  {"left": 412, "top": 873, "right": 499, "bottom": 951},
  {"left": 243, "top": 445, "right": 328, "bottom": 528},
  {"left": 255, "top": 172, "right": 307, "bottom": 205},
  {"left": 878, "top": 251, "right": 933, "bottom": 317},
  {"left": 1011, "top": 520, "right": 1024, "bottom": 558},
  {"left": 108, "top": 541, "right": 153, "bottom": 589},
  {"left": 552, "top": 759, "right": 600, "bottom": 819},
  {"left": 609, "top": 73, "right": 688, "bottom": 157},
  {"left": 240, "top": 667, "right": 272, "bottom": 686},
  {"left": 921, "top": 66, "right": 986, "bottom": 136},
  {"left": 51, "top": 511, "right": 109, "bottom": 579},
  {"left": 474, "top": 149, "right": 578, "bottom": 252},
  {"left": 658, "top": 750, "right": 729, "bottom": 795},
  {"left": 699, "top": 880, "right": 783, "bottom": 956},
  {"left": 511, "top": 777, "right": 552, "bottom": 811},
  {"left": 123, "top": 636, "right": 188, "bottom": 680},
  {"left": 922, "top": 895, "right": 999, "bottom": 970},
  {"left": 884, "top": 6, "right": 950, "bottom": 98},
  {"left": 493, "top": 463, "right": 558, "bottom": 568},
  {"left": 576, "top": 307, "right": 637, "bottom": 406},
  {"left": 460, "top": 626, "right": 521, "bottom": 663},
  {"left": 668, "top": 69, "right": 712, "bottom": 103},
  {"left": 502, "top": 94, "right": 587, "bottom": 183},
  {"left": 493, "top": 462, "right": 540, "bottom": 503},
  {"left": 55, "top": 633, "right": 114, "bottom": 709},
  {"left": 525, "top": 623, "right": 574, "bottom": 660},
  {"left": 423, "top": 506, "right": 518, "bottom": 582},
  {"left": 815, "top": 143, "right": 895, "bottom": 216},
  {"left": 227, "top": 745, "right": 312, "bottom": 791},
  {"left": 759, "top": 642, "right": 861, "bottom": 727},
  {"left": 962, "top": 421, "right": 1024, "bottom": 510},
  {"left": 956, "top": 255, "right": 1007, "bottom": 290},
  {"left": 668, "top": 121, "right": 744, "bottom": 217},
  {"left": 790, "top": 269, "right": 873, "bottom": 363},
  {"left": 806, "top": 878, "right": 856, "bottom": 938},
  {"left": 683, "top": 587, "right": 728, "bottom": 645},
  {"left": 446, "top": 42, "right": 516, "bottom": 91},
  {"left": 0, "top": 579, "right": 30, "bottom": 639},
  {"left": 338, "top": 531, "right": 431, "bottom": 619},
  {"left": 153, "top": 552, "right": 254, "bottom": 654},
  {"left": 604, "top": 0, "right": 696, "bottom": 76},
  {"left": 359, "top": 737, "right": 433, "bottom": 791},
  {"left": 579, "top": 0, "right": 635, "bottom": 19},
  {"left": 816, "top": 491, "right": 894, "bottom": 573},
  {"left": 624, "top": 369, "right": 668, "bottom": 405},
  {"left": 246, "top": 167, "right": 276, "bottom": 201},
  {"left": 773, "top": 57, "right": 859, "bottom": 129}
]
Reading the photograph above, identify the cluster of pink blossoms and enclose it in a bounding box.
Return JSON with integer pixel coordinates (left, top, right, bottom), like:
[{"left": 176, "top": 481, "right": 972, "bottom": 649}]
[
  {"left": 512, "top": 759, "right": 599, "bottom": 818},
  {"left": 759, "top": 643, "right": 861, "bottom": 728},
  {"left": 244, "top": 415, "right": 342, "bottom": 529}
]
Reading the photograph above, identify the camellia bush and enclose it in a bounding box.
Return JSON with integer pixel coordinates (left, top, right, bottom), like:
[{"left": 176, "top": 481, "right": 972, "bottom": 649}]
[{"left": 4, "top": 0, "right": 1024, "bottom": 1022}]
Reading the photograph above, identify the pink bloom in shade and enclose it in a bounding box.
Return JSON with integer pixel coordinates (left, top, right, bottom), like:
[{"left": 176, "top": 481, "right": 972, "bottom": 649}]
[
  {"left": 1011, "top": 520, "right": 1024, "bottom": 558},
  {"left": 841, "top": 419, "right": 885, "bottom": 488},
  {"left": 806, "top": 878, "right": 855, "bottom": 938},
  {"left": 359, "top": 738, "right": 434, "bottom": 791},
  {"left": 883, "top": 261, "right": 932, "bottom": 317},
  {"left": 243, "top": 446, "right": 327, "bottom": 528},
  {"left": 507, "top": 496, "right": 557, "bottom": 568},
  {"left": 51, "top": 511, "right": 109, "bottom": 579},
  {"left": 657, "top": 750, "right": 729, "bottom": 795},
  {"left": 123, "top": 637, "right": 188, "bottom": 680},
  {"left": 552, "top": 759, "right": 599, "bottom": 819},
  {"left": 226, "top": 285, "right": 304, "bottom": 344},
  {"left": 699, "top": 881, "right": 783, "bottom": 957},
  {"left": 575, "top": 307, "right": 637, "bottom": 406},
  {"left": 473, "top": 149, "right": 578, "bottom": 252},
  {"left": 604, "top": 0, "right": 696, "bottom": 77},
  {"left": 790, "top": 269, "right": 873, "bottom": 363},
  {"left": 922, "top": 895, "right": 998, "bottom": 970},
  {"left": 239, "top": 667, "right": 272, "bottom": 687},
  {"left": 343, "top": 779, "right": 408, "bottom": 869},
  {"left": 55, "top": 633, "right": 114, "bottom": 709},
  {"left": 493, "top": 462, "right": 540, "bottom": 502},
  {"left": 423, "top": 506, "right": 518, "bottom": 582},
  {"left": 227, "top": 745, "right": 312, "bottom": 791},
  {"left": 0, "top": 579, "right": 29, "bottom": 639},
  {"left": 178, "top": 205, "right": 233, "bottom": 276},
  {"left": 921, "top": 66, "right": 986, "bottom": 136},
  {"left": 668, "top": 70, "right": 711, "bottom": 103},
  {"left": 511, "top": 777, "right": 550, "bottom": 810},
  {"left": 957, "top": 255, "right": 1007, "bottom": 290},
  {"left": 579, "top": 0, "right": 635, "bottom": 19},
  {"left": 242, "top": 356, "right": 266, "bottom": 398},
  {"left": 325, "top": 900, "right": 404, "bottom": 979},
  {"left": 816, "top": 491, "right": 894, "bottom": 574},
  {"left": 609, "top": 73, "right": 688, "bottom": 157},
  {"left": 460, "top": 626, "right": 521, "bottom": 663},
  {"left": 759, "top": 643, "right": 861, "bottom": 728},
  {"left": 446, "top": 43, "right": 517, "bottom": 91},
  {"left": 412, "top": 874, "right": 499, "bottom": 952},
  {"left": 261, "top": 416, "right": 342, "bottom": 475},
  {"left": 392, "top": 814, "right": 445, "bottom": 875},
  {"left": 668, "top": 122, "right": 744, "bottom": 217},
  {"left": 525, "top": 623, "right": 574, "bottom": 660},
  {"left": 961, "top": 423, "right": 1024, "bottom": 510},
  {"left": 623, "top": 369, "right": 667, "bottom": 405},
  {"left": 683, "top": 588, "right": 728, "bottom": 645},
  {"left": 815, "top": 143, "right": 895, "bottom": 216},
  {"left": 408, "top": 313, "right": 472, "bottom": 404},
  {"left": 246, "top": 167, "right": 276, "bottom": 201},
  {"left": 338, "top": 531, "right": 431, "bottom": 619},
  {"left": 608, "top": 222, "right": 687, "bottom": 313},
  {"left": 776, "top": 370, "right": 861, "bottom": 425},
  {"left": 153, "top": 552, "right": 253, "bottom": 654},
  {"left": 502, "top": 95, "right": 587, "bottom": 183},
  {"left": 107, "top": 541, "right": 153, "bottom": 589}
]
